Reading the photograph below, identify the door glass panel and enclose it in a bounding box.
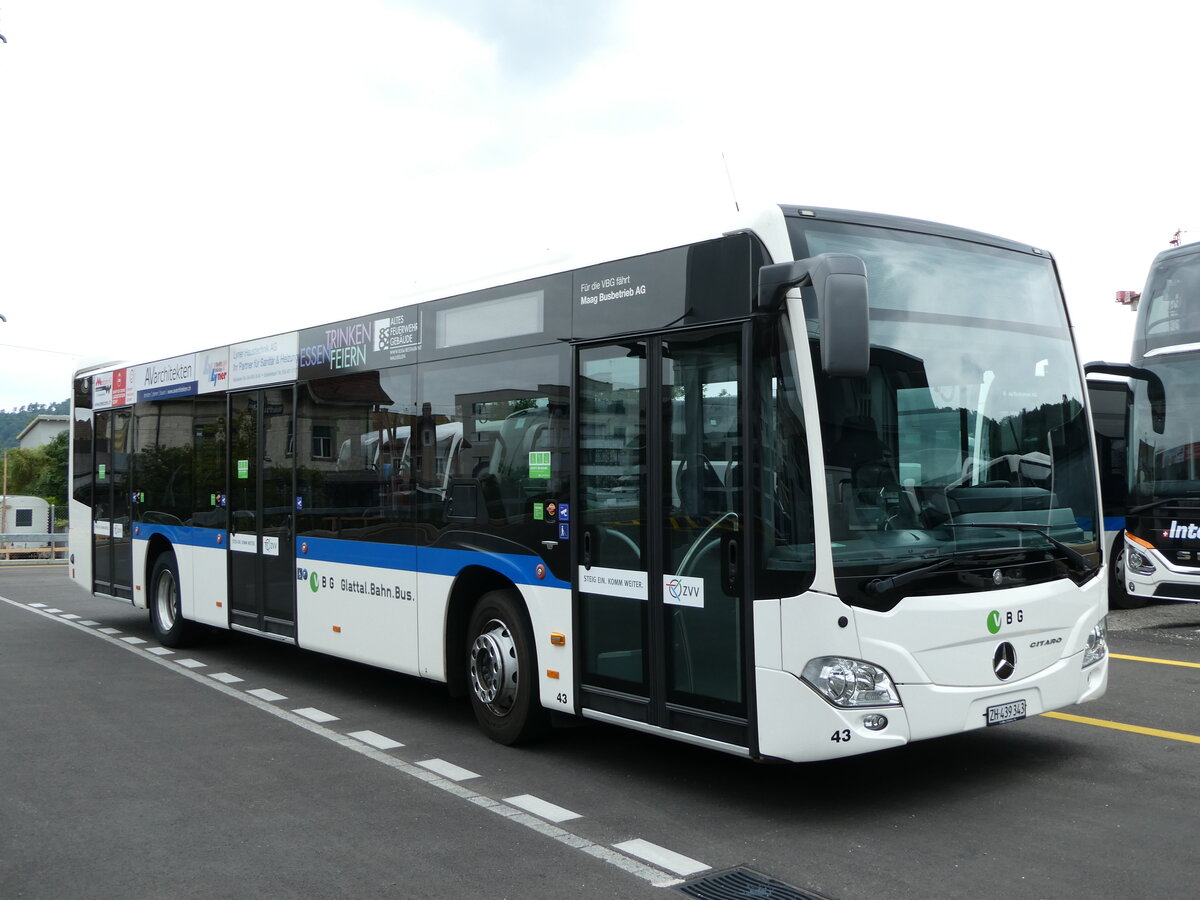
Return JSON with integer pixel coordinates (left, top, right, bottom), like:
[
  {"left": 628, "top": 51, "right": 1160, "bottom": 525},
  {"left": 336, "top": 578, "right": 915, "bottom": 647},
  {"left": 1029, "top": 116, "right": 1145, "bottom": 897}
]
[
  {"left": 578, "top": 343, "right": 648, "bottom": 694},
  {"left": 110, "top": 410, "right": 133, "bottom": 598},
  {"left": 92, "top": 410, "right": 113, "bottom": 592},
  {"left": 663, "top": 329, "right": 744, "bottom": 712},
  {"left": 229, "top": 393, "right": 260, "bottom": 623},
  {"left": 261, "top": 388, "right": 294, "bottom": 627}
]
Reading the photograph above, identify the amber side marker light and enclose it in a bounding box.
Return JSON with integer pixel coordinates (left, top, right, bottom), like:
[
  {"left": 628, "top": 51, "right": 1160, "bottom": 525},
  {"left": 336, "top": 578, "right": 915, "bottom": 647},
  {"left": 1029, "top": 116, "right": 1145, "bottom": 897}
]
[{"left": 550, "top": 632, "right": 566, "bottom": 646}]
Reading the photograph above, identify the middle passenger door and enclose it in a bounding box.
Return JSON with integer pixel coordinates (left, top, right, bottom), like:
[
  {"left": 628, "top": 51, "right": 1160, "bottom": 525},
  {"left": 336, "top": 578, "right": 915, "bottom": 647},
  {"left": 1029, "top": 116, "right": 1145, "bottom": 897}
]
[
  {"left": 577, "top": 326, "right": 749, "bottom": 747},
  {"left": 227, "top": 387, "right": 296, "bottom": 639}
]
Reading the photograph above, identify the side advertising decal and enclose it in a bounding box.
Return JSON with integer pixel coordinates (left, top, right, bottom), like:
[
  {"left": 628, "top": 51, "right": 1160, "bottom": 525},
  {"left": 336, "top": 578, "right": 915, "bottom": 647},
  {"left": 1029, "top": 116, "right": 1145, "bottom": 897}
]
[
  {"left": 298, "top": 309, "right": 421, "bottom": 380},
  {"left": 132, "top": 354, "right": 198, "bottom": 402},
  {"left": 229, "top": 334, "right": 299, "bottom": 389}
]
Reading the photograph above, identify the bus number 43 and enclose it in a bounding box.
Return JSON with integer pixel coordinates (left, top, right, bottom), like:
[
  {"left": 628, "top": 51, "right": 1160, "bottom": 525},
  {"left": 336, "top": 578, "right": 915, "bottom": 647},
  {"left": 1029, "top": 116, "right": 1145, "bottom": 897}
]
[{"left": 831, "top": 729, "right": 851, "bottom": 743}]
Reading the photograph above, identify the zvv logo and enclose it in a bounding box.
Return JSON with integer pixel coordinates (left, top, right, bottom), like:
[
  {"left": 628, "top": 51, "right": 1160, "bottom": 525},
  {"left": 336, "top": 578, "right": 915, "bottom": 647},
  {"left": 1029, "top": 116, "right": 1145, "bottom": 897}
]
[{"left": 663, "top": 575, "right": 704, "bottom": 608}]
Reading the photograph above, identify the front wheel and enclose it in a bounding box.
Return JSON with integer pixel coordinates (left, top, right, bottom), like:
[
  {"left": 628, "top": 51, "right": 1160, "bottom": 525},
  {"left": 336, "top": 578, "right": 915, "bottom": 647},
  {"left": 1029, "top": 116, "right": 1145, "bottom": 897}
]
[
  {"left": 150, "top": 552, "right": 199, "bottom": 647},
  {"left": 466, "top": 589, "right": 548, "bottom": 745},
  {"left": 1108, "top": 539, "right": 1146, "bottom": 610}
]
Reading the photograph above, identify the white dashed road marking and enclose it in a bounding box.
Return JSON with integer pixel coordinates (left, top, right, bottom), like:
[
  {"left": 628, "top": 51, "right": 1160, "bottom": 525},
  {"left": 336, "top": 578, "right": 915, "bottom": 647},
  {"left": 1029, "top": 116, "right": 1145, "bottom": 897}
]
[
  {"left": 416, "top": 758, "right": 480, "bottom": 781},
  {"left": 293, "top": 707, "right": 339, "bottom": 723},
  {"left": 504, "top": 794, "right": 582, "bottom": 823},
  {"left": 97, "top": 627, "right": 121, "bottom": 635},
  {"left": 147, "top": 647, "right": 174, "bottom": 656},
  {"left": 246, "top": 688, "right": 287, "bottom": 702},
  {"left": 348, "top": 730, "right": 404, "bottom": 750},
  {"left": 209, "top": 672, "right": 244, "bottom": 684},
  {"left": 175, "top": 658, "right": 206, "bottom": 669},
  {"left": 613, "top": 839, "right": 709, "bottom": 877},
  {"left": 120, "top": 636, "right": 148, "bottom": 645}
]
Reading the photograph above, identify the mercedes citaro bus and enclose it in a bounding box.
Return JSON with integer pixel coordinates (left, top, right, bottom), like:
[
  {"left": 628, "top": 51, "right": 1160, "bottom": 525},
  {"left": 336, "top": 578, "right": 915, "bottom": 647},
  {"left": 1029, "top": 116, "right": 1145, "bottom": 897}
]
[{"left": 70, "top": 205, "right": 1108, "bottom": 762}]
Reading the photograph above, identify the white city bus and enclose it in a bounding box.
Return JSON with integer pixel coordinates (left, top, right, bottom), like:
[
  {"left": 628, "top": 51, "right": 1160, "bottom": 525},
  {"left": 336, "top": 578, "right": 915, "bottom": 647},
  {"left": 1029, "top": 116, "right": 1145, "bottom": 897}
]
[
  {"left": 1087, "top": 240, "right": 1200, "bottom": 608},
  {"left": 69, "top": 205, "right": 1109, "bottom": 762}
]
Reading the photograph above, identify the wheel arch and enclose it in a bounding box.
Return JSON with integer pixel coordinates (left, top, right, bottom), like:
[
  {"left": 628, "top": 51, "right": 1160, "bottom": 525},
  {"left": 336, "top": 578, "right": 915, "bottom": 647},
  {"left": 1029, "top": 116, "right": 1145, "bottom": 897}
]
[
  {"left": 444, "top": 565, "right": 528, "bottom": 699},
  {"left": 144, "top": 533, "right": 176, "bottom": 589}
]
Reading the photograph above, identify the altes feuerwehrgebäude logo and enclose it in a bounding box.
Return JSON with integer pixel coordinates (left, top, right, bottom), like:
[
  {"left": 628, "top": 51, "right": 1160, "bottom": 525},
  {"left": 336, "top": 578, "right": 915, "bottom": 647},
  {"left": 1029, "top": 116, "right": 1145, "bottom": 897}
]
[{"left": 298, "top": 310, "right": 421, "bottom": 379}]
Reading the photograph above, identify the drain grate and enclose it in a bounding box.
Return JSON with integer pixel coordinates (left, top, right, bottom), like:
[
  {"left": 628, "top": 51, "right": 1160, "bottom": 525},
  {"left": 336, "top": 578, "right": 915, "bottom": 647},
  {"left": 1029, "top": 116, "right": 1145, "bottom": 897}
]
[{"left": 675, "top": 866, "right": 832, "bottom": 900}]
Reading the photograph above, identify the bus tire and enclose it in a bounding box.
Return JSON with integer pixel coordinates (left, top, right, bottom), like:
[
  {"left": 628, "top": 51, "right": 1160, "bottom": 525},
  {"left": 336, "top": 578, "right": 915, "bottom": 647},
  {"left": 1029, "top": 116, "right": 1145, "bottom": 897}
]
[
  {"left": 466, "top": 589, "right": 548, "bottom": 745},
  {"left": 1108, "top": 539, "right": 1145, "bottom": 610},
  {"left": 149, "top": 552, "right": 198, "bottom": 647}
]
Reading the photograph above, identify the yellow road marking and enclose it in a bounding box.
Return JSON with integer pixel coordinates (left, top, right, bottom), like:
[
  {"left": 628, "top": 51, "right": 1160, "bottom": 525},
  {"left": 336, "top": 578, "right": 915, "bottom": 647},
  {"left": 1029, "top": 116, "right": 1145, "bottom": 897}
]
[
  {"left": 1111, "top": 652, "right": 1200, "bottom": 670},
  {"left": 1041, "top": 711, "right": 1200, "bottom": 744}
]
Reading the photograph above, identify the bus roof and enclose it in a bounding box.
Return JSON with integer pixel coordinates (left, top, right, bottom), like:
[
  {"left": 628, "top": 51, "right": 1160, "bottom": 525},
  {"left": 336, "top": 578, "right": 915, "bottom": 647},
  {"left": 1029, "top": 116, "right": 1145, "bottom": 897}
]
[{"left": 778, "top": 205, "right": 1054, "bottom": 259}]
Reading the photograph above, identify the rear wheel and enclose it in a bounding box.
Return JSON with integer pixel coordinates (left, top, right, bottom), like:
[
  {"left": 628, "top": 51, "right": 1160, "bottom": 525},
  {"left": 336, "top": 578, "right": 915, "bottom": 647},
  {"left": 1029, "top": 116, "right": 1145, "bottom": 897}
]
[
  {"left": 150, "top": 552, "right": 199, "bottom": 647},
  {"left": 466, "top": 589, "right": 548, "bottom": 745}
]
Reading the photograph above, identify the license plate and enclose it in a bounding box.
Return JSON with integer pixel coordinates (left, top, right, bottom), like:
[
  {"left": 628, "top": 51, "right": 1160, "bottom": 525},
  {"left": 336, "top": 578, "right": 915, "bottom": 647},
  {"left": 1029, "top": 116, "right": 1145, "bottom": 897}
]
[{"left": 986, "top": 699, "right": 1027, "bottom": 726}]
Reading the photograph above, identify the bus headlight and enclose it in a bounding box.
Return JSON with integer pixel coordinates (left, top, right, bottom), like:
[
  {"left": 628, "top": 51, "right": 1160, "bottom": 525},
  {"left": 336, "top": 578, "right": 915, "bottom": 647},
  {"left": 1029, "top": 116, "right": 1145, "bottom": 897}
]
[
  {"left": 802, "top": 657, "right": 901, "bottom": 707},
  {"left": 1082, "top": 618, "right": 1107, "bottom": 668}
]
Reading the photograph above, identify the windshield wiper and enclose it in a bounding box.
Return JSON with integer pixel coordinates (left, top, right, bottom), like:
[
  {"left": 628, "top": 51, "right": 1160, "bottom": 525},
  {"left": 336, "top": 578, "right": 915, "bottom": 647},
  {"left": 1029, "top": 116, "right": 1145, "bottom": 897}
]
[
  {"left": 865, "top": 557, "right": 954, "bottom": 597},
  {"left": 943, "top": 522, "right": 1094, "bottom": 574}
]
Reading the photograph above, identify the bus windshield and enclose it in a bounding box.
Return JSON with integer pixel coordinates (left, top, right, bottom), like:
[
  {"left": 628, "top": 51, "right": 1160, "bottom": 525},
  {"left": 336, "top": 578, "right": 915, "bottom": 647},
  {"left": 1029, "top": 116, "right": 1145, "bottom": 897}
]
[
  {"left": 789, "top": 220, "right": 1100, "bottom": 607},
  {"left": 1129, "top": 355, "right": 1200, "bottom": 506},
  {"left": 1135, "top": 249, "right": 1200, "bottom": 357}
]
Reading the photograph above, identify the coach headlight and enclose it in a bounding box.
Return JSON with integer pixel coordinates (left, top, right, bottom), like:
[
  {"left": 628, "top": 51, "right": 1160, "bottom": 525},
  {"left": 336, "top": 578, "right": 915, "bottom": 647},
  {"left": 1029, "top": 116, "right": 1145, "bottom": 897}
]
[
  {"left": 1082, "top": 617, "right": 1107, "bottom": 668},
  {"left": 1124, "top": 535, "right": 1156, "bottom": 575},
  {"left": 1125, "top": 547, "right": 1155, "bottom": 575},
  {"left": 802, "top": 657, "right": 901, "bottom": 707}
]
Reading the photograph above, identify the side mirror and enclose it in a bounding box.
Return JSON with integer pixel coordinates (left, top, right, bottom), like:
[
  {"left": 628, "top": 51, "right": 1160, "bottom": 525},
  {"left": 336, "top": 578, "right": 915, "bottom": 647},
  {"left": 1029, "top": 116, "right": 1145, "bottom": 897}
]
[
  {"left": 757, "top": 253, "right": 869, "bottom": 377},
  {"left": 1084, "top": 361, "right": 1165, "bottom": 434}
]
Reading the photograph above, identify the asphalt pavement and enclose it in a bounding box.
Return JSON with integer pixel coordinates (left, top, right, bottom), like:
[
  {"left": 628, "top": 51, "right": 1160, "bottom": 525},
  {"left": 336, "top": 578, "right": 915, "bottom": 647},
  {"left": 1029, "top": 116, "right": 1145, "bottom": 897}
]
[{"left": 2, "top": 565, "right": 1198, "bottom": 900}]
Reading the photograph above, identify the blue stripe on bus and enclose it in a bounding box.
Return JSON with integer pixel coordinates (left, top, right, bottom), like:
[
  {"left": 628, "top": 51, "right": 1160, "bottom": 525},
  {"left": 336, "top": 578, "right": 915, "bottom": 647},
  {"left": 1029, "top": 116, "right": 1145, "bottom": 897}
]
[
  {"left": 132, "top": 523, "right": 223, "bottom": 548},
  {"left": 133, "top": 527, "right": 572, "bottom": 591},
  {"left": 1077, "top": 517, "right": 1126, "bottom": 534},
  {"left": 299, "top": 536, "right": 571, "bottom": 590}
]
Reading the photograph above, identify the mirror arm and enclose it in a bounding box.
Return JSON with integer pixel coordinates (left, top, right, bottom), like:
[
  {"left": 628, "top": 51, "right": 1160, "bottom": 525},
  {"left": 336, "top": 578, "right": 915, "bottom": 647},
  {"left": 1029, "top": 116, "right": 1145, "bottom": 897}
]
[{"left": 1084, "top": 361, "right": 1166, "bottom": 433}]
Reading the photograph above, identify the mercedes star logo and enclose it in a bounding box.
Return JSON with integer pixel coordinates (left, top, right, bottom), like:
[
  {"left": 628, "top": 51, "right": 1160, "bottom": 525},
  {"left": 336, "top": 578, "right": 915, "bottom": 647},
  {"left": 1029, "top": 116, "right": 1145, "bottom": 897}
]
[{"left": 993, "top": 642, "right": 1017, "bottom": 680}]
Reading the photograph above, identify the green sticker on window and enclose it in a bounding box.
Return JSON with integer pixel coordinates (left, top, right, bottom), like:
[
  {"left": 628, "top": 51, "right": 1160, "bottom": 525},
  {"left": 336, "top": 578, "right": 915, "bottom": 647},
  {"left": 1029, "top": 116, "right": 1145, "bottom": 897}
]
[
  {"left": 529, "top": 451, "right": 551, "bottom": 479},
  {"left": 533, "top": 503, "right": 544, "bottom": 521},
  {"left": 98, "top": 464, "right": 107, "bottom": 480},
  {"left": 238, "top": 459, "right": 249, "bottom": 479}
]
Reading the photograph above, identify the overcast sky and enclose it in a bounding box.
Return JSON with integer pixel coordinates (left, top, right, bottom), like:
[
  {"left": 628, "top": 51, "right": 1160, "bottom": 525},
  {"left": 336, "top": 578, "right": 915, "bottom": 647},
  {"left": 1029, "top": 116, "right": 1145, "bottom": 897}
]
[{"left": 0, "top": 1, "right": 1193, "bottom": 412}]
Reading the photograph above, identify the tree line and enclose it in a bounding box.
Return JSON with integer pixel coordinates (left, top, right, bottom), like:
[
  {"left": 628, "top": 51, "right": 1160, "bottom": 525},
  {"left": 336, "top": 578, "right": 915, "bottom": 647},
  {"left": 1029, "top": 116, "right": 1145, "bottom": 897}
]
[
  {"left": 2, "top": 401, "right": 70, "bottom": 515},
  {"left": 0, "top": 400, "right": 69, "bottom": 449}
]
